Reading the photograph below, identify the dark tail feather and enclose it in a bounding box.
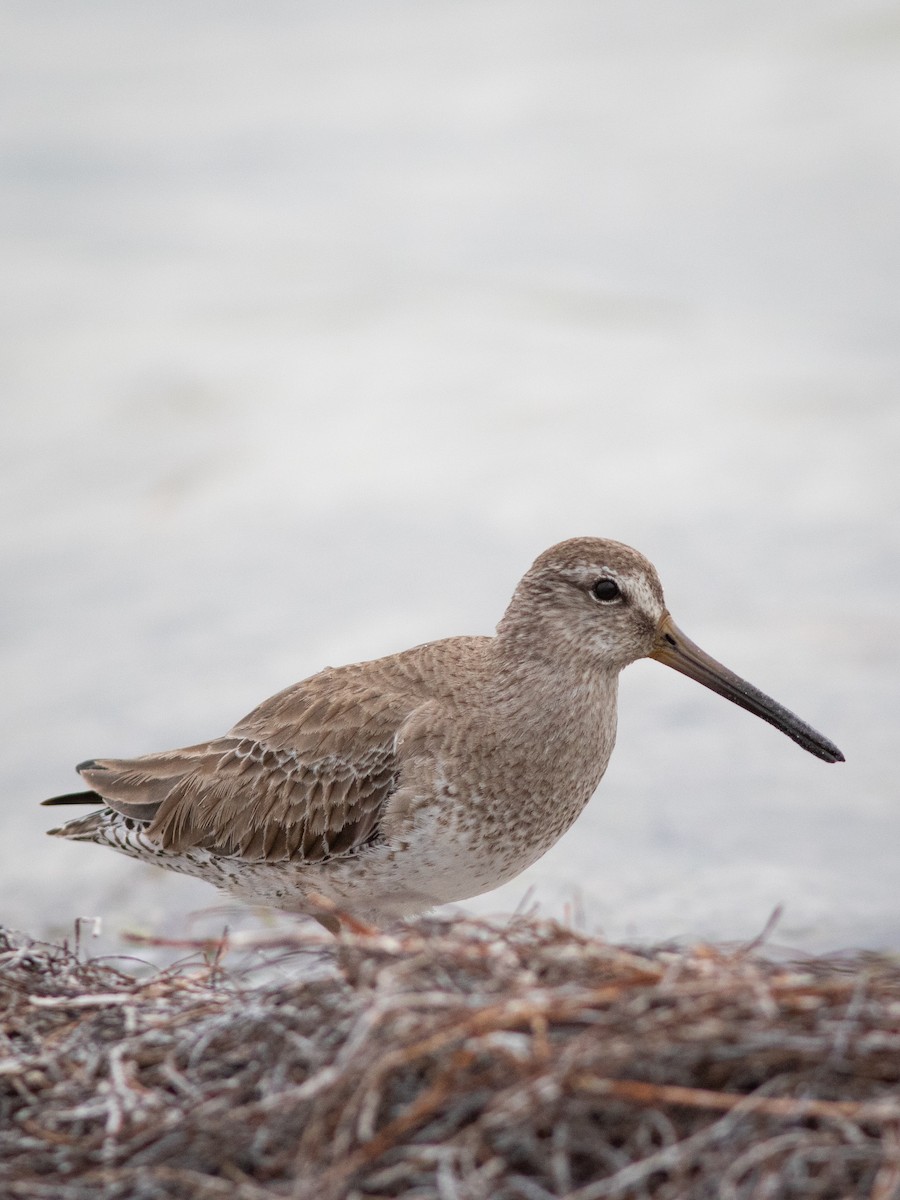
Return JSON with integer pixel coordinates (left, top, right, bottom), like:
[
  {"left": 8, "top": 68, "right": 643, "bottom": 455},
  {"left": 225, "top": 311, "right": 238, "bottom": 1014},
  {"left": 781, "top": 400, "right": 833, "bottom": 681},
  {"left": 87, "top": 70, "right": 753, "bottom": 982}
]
[{"left": 42, "top": 790, "right": 103, "bottom": 807}]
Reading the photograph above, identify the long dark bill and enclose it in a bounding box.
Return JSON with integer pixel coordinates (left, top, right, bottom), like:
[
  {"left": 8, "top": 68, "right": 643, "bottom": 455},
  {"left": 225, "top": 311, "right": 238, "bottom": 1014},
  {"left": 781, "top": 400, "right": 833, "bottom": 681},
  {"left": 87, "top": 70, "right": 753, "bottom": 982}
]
[{"left": 650, "top": 615, "right": 844, "bottom": 764}]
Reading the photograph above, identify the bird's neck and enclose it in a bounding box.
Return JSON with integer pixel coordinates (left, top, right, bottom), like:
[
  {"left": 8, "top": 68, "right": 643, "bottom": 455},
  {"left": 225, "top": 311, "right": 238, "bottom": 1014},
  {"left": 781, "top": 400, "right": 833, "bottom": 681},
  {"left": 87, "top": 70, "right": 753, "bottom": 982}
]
[
  {"left": 484, "top": 631, "right": 620, "bottom": 810},
  {"left": 488, "top": 630, "right": 619, "bottom": 730}
]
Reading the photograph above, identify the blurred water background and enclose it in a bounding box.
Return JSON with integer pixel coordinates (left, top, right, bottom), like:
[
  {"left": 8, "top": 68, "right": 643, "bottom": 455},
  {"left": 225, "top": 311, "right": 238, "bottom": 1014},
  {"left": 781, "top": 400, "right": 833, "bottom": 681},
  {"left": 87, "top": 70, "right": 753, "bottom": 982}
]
[{"left": 2, "top": 0, "right": 898, "bottom": 960}]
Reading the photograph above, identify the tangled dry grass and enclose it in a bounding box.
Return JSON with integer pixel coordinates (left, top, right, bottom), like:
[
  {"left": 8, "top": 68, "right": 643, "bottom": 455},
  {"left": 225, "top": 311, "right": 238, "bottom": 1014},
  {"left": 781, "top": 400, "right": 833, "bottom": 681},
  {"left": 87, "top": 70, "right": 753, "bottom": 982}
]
[{"left": 1, "top": 914, "right": 899, "bottom": 1200}]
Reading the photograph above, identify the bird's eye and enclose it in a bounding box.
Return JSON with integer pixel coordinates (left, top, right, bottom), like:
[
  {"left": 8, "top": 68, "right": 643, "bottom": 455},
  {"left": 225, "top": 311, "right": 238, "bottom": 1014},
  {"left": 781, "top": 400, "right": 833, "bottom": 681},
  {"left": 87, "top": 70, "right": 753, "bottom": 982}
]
[{"left": 590, "top": 578, "right": 621, "bottom": 603}]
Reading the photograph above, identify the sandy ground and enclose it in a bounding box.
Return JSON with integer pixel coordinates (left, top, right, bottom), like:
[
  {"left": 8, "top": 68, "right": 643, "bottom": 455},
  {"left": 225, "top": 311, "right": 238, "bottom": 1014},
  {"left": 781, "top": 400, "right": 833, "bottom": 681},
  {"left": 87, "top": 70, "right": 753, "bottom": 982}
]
[{"left": 1, "top": 0, "right": 898, "bottom": 959}]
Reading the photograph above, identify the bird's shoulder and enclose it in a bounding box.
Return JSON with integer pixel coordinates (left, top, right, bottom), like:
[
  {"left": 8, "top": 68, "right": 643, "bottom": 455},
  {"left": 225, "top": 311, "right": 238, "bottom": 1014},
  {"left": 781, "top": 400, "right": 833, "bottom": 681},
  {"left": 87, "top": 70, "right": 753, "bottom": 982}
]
[{"left": 232, "top": 634, "right": 492, "bottom": 750}]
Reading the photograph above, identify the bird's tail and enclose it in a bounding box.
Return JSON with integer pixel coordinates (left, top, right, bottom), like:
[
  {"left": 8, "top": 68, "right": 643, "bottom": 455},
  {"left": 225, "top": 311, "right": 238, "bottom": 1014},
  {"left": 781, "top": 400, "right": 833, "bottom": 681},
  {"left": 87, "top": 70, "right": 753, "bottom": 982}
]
[
  {"left": 46, "top": 805, "right": 115, "bottom": 842},
  {"left": 43, "top": 789, "right": 103, "bottom": 809},
  {"left": 45, "top": 804, "right": 165, "bottom": 868}
]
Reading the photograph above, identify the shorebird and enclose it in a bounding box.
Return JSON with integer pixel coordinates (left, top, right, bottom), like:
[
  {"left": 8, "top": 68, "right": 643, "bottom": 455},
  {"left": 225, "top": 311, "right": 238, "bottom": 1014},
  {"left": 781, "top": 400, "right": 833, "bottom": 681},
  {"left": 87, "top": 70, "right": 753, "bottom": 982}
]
[{"left": 45, "top": 538, "right": 843, "bottom": 929}]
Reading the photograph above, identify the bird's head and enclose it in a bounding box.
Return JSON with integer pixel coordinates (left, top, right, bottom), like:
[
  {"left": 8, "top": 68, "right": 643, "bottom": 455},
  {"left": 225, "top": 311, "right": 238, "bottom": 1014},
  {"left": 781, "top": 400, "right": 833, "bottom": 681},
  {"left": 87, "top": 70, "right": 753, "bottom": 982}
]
[{"left": 497, "top": 537, "right": 844, "bottom": 763}]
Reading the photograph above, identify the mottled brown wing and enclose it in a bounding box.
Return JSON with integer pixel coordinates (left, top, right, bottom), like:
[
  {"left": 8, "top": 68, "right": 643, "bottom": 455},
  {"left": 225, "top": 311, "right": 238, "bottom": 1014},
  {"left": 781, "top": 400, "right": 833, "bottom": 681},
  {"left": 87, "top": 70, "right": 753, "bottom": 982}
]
[{"left": 78, "top": 662, "right": 417, "bottom": 864}]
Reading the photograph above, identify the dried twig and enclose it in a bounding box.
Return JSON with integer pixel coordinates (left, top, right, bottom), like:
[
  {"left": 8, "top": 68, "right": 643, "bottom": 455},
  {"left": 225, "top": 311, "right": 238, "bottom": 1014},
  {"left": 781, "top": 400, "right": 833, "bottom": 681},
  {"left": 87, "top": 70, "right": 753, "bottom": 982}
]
[{"left": 2, "top": 917, "right": 899, "bottom": 1200}]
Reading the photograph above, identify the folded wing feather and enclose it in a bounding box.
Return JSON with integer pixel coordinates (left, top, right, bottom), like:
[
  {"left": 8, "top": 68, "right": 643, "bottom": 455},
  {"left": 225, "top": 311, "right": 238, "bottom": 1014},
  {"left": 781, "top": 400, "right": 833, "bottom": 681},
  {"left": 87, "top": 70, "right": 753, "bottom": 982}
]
[{"left": 77, "top": 663, "right": 411, "bottom": 863}]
